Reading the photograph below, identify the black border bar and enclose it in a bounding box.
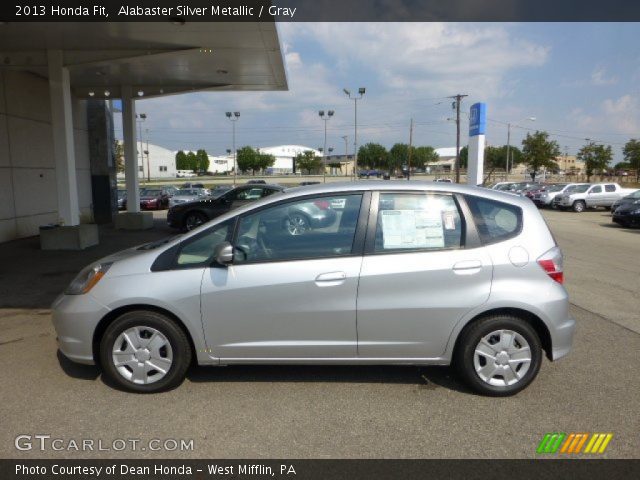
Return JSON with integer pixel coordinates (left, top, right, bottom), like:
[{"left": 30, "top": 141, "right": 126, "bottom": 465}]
[
  {"left": 3, "top": 0, "right": 640, "bottom": 22},
  {"left": 3, "top": 459, "right": 640, "bottom": 480}
]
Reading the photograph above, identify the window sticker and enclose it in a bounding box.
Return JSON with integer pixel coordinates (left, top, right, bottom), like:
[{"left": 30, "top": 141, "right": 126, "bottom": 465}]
[{"left": 380, "top": 210, "right": 444, "bottom": 249}]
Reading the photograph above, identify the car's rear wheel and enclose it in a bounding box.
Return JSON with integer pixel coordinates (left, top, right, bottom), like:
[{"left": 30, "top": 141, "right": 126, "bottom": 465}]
[
  {"left": 573, "top": 200, "right": 586, "bottom": 213},
  {"left": 454, "top": 315, "right": 542, "bottom": 397},
  {"left": 99, "top": 310, "right": 192, "bottom": 393},
  {"left": 184, "top": 211, "right": 208, "bottom": 231}
]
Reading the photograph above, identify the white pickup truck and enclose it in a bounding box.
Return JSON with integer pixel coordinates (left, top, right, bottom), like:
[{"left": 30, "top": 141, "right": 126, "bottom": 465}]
[{"left": 554, "top": 182, "right": 637, "bottom": 212}]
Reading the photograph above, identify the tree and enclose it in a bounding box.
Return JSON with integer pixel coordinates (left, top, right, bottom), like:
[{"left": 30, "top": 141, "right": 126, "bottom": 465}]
[
  {"left": 412, "top": 146, "right": 439, "bottom": 169},
  {"left": 294, "top": 150, "right": 323, "bottom": 174},
  {"left": 236, "top": 146, "right": 258, "bottom": 174},
  {"left": 357, "top": 143, "right": 388, "bottom": 170},
  {"left": 389, "top": 143, "right": 410, "bottom": 174},
  {"left": 196, "top": 149, "right": 210, "bottom": 173},
  {"left": 521, "top": 131, "right": 560, "bottom": 181},
  {"left": 255, "top": 153, "right": 276, "bottom": 174},
  {"left": 114, "top": 141, "right": 125, "bottom": 173},
  {"left": 175, "top": 150, "right": 188, "bottom": 170},
  {"left": 623, "top": 139, "right": 640, "bottom": 181},
  {"left": 186, "top": 151, "right": 198, "bottom": 172},
  {"left": 577, "top": 142, "right": 613, "bottom": 181}
]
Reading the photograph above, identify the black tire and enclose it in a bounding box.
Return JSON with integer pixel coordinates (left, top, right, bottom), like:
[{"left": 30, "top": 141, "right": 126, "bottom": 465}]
[
  {"left": 454, "top": 315, "right": 542, "bottom": 397},
  {"left": 99, "top": 310, "right": 192, "bottom": 393},
  {"left": 183, "top": 211, "right": 208, "bottom": 231},
  {"left": 572, "top": 200, "right": 586, "bottom": 213}
]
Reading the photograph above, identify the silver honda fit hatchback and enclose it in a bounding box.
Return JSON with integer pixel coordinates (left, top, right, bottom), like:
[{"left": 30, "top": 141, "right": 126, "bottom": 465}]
[{"left": 52, "top": 182, "right": 574, "bottom": 396}]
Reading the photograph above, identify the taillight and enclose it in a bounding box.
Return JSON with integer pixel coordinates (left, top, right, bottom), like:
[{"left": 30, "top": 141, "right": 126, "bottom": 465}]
[
  {"left": 314, "top": 200, "right": 330, "bottom": 210},
  {"left": 537, "top": 247, "right": 564, "bottom": 284}
]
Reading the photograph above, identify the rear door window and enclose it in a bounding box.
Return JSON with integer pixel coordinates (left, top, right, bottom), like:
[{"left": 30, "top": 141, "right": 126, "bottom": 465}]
[{"left": 464, "top": 196, "right": 523, "bottom": 245}]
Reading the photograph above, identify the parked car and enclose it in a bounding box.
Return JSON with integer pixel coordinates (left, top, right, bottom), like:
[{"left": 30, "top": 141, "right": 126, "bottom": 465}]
[
  {"left": 300, "top": 181, "right": 321, "bottom": 186},
  {"left": 612, "top": 202, "right": 640, "bottom": 228},
  {"left": 181, "top": 182, "right": 205, "bottom": 189},
  {"left": 168, "top": 188, "right": 208, "bottom": 208},
  {"left": 53, "top": 181, "right": 574, "bottom": 396},
  {"left": 491, "top": 182, "right": 516, "bottom": 191},
  {"left": 139, "top": 188, "right": 171, "bottom": 210},
  {"left": 434, "top": 178, "right": 453, "bottom": 183},
  {"left": 610, "top": 189, "right": 640, "bottom": 212},
  {"left": 520, "top": 183, "right": 546, "bottom": 199},
  {"left": 246, "top": 179, "right": 267, "bottom": 184},
  {"left": 555, "top": 183, "right": 636, "bottom": 212},
  {"left": 533, "top": 183, "right": 583, "bottom": 208},
  {"left": 117, "top": 189, "right": 127, "bottom": 210},
  {"left": 167, "top": 184, "right": 284, "bottom": 231}
]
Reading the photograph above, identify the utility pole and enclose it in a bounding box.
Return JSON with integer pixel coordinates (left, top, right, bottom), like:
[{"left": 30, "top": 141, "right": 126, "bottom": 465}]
[
  {"left": 407, "top": 118, "right": 413, "bottom": 180},
  {"left": 449, "top": 94, "right": 467, "bottom": 183}
]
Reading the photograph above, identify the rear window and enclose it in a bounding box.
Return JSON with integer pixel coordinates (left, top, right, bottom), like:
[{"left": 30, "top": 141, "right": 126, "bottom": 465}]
[
  {"left": 465, "top": 196, "right": 523, "bottom": 245},
  {"left": 605, "top": 184, "right": 616, "bottom": 192}
]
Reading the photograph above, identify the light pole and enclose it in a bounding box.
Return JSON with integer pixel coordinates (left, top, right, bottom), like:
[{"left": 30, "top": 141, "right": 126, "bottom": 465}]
[
  {"left": 225, "top": 111, "right": 240, "bottom": 185},
  {"left": 506, "top": 116, "right": 536, "bottom": 177},
  {"left": 341, "top": 135, "right": 349, "bottom": 177},
  {"left": 344, "top": 87, "right": 365, "bottom": 180},
  {"left": 136, "top": 113, "right": 146, "bottom": 183},
  {"left": 319, "top": 109, "right": 334, "bottom": 183},
  {"left": 145, "top": 128, "right": 150, "bottom": 182},
  {"left": 226, "top": 148, "right": 231, "bottom": 174}
]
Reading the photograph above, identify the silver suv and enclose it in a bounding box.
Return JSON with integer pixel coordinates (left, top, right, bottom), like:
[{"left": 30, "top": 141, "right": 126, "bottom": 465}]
[{"left": 52, "top": 182, "right": 574, "bottom": 396}]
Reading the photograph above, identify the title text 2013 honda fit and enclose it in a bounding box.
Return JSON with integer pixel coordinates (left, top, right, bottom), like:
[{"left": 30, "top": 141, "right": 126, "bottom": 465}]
[{"left": 52, "top": 182, "right": 575, "bottom": 396}]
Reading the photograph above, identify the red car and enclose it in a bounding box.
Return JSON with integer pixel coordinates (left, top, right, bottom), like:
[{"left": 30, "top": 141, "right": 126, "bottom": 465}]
[{"left": 139, "top": 188, "right": 170, "bottom": 210}]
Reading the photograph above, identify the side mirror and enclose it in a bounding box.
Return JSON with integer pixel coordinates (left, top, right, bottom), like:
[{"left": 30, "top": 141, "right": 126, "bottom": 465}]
[{"left": 212, "top": 241, "right": 234, "bottom": 266}]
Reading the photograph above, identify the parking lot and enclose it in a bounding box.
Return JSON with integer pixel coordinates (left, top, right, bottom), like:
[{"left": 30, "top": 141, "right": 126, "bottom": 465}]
[{"left": 1, "top": 207, "right": 638, "bottom": 459}]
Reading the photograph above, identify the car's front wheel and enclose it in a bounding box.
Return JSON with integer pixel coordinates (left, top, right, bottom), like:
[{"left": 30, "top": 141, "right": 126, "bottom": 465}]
[
  {"left": 454, "top": 315, "right": 542, "bottom": 396},
  {"left": 184, "top": 211, "right": 208, "bottom": 231},
  {"left": 99, "top": 310, "right": 192, "bottom": 393},
  {"left": 573, "top": 200, "right": 586, "bottom": 213}
]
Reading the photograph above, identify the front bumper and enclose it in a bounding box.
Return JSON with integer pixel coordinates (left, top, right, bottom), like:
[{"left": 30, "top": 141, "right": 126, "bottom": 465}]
[{"left": 51, "top": 293, "right": 111, "bottom": 365}]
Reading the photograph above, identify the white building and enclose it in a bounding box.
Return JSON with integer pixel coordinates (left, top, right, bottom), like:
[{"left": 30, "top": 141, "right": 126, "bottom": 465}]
[
  {"left": 257, "top": 145, "right": 322, "bottom": 174},
  {"left": 116, "top": 141, "right": 177, "bottom": 180}
]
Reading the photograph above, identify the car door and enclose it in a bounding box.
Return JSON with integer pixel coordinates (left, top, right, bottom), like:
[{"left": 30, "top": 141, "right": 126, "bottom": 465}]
[
  {"left": 586, "top": 185, "right": 603, "bottom": 207},
  {"left": 603, "top": 184, "right": 619, "bottom": 205},
  {"left": 357, "top": 191, "right": 492, "bottom": 358},
  {"left": 200, "top": 191, "right": 368, "bottom": 360}
]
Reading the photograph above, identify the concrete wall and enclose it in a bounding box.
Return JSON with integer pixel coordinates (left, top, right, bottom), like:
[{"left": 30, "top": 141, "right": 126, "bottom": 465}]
[{"left": 0, "top": 70, "right": 91, "bottom": 243}]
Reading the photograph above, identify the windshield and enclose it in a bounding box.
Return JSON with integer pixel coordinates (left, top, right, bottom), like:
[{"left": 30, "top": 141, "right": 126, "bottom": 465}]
[
  {"left": 175, "top": 189, "right": 200, "bottom": 196},
  {"left": 547, "top": 184, "right": 566, "bottom": 192},
  {"left": 565, "top": 184, "right": 590, "bottom": 193},
  {"left": 626, "top": 190, "right": 640, "bottom": 199}
]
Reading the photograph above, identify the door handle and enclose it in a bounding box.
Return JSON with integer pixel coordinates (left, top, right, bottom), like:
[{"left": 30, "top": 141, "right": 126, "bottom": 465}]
[
  {"left": 452, "top": 260, "right": 482, "bottom": 275},
  {"left": 315, "top": 271, "right": 347, "bottom": 286}
]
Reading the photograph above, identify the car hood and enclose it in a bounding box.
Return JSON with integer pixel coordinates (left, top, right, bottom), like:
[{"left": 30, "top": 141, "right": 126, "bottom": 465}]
[{"left": 140, "top": 196, "right": 159, "bottom": 201}]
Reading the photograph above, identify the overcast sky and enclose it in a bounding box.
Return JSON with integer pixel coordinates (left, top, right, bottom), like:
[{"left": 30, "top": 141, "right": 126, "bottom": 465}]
[{"left": 114, "top": 22, "right": 640, "bottom": 162}]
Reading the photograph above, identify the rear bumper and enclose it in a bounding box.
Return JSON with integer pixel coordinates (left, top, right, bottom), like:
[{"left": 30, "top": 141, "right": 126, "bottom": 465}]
[{"left": 550, "top": 316, "right": 576, "bottom": 361}]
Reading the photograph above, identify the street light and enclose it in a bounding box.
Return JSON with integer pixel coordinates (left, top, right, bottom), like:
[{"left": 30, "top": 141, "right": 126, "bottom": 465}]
[
  {"left": 136, "top": 113, "right": 146, "bottom": 183},
  {"left": 319, "top": 109, "right": 334, "bottom": 183},
  {"left": 344, "top": 87, "right": 365, "bottom": 180},
  {"left": 506, "top": 116, "right": 536, "bottom": 176},
  {"left": 225, "top": 111, "right": 240, "bottom": 184}
]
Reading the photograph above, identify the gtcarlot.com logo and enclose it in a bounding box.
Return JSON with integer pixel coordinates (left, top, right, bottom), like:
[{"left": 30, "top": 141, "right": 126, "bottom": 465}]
[{"left": 537, "top": 432, "right": 613, "bottom": 455}]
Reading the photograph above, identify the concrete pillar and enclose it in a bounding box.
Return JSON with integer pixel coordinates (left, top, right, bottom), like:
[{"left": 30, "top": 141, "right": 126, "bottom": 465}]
[
  {"left": 121, "top": 85, "right": 140, "bottom": 212},
  {"left": 115, "top": 86, "right": 152, "bottom": 229},
  {"left": 47, "top": 50, "right": 80, "bottom": 226}
]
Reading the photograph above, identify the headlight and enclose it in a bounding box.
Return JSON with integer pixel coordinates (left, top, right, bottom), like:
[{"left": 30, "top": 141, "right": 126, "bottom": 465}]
[
  {"left": 631, "top": 208, "right": 640, "bottom": 215},
  {"left": 65, "top": 262, "right": 112, "bottom": 295}
]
